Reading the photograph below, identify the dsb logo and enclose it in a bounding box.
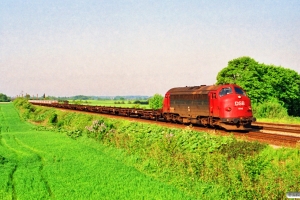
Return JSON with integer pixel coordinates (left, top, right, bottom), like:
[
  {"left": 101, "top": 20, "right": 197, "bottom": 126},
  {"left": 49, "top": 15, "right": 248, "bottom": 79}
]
[{"left": 235, "top": 101, "right": 245, "bottom": 106}]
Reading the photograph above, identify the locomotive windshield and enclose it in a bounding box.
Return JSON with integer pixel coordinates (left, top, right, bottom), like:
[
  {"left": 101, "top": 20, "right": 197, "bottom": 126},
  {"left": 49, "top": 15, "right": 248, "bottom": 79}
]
[
  {"left": 234, "top": 87, "right": 246, "bottom": 96},
  {"left": 219, "top": 87, "right": 232, "bottom": 97}
]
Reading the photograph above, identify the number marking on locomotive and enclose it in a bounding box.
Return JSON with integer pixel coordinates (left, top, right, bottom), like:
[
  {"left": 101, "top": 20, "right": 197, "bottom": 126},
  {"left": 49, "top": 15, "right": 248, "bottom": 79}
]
[{"left": 235, "top": 101, "right": 245, "bottom": 106}]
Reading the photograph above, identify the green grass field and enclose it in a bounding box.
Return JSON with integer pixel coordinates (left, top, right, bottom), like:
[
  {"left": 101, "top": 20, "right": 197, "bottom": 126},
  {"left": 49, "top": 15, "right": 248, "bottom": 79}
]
[
  {"left": 5, "top": 98, "right": 300, "bottom": 199},
  {"left": 0, "top": 103, "right": 190, "bottom": 199},
  {"left": 70, "top": 99, "right": 151, "bottom": 109}
]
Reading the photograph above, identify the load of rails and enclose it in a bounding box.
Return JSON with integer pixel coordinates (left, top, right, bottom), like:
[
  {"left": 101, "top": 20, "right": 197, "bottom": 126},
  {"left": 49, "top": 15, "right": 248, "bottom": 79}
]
[{"left": 29, "top": 84, "right": 256, "bottom": 131}]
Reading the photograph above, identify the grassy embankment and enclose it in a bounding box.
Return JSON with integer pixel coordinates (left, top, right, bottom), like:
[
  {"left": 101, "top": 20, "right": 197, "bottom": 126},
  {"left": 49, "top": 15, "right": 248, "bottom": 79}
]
[
  {"left": 0, "top": 102, "right": 190, "bottom": 199},
  {"left": 7, "top": 98, "right": 300, "bottom": 199}
]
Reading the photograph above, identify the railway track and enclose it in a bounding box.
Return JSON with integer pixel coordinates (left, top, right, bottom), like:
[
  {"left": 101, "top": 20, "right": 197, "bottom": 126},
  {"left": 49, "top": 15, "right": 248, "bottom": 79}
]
[
  {"left": 253, "top": 122, "right": 300, "bottom": 129},
  {"left": 31, "top": 103, "right": 300, "bottom": 148},
  {"left": 252, "top": 122, "right": 300, "bottom": 136}
]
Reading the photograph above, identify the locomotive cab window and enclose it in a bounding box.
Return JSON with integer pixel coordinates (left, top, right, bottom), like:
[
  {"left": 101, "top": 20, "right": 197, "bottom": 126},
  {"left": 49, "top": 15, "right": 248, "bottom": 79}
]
[
  {"left": 219, "top": 87, "right": 232, "bottom": 97},
  {"left": 234, "top": 87, "right": 246, "bottom": 96}
]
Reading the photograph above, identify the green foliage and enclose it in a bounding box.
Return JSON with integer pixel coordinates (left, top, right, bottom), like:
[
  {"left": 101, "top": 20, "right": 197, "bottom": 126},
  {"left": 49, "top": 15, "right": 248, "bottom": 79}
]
[
  {"left": 149, "top": 93, "right": 163, "bottom": 109},
  {"left": 13, "top": 97, "right": 25, "bottom": 107},
  {"left": 13, "top": 97, "right": 33, "bottom": 110},
  {"left": 253, "top": 97, "right": 289, "bottom": 118},
  {"left": 114, "top": 100, "right": 125, "bottom": 104},
  {"left": 48, "top": 113, "right": 58, "bottom": 124},
  {"left": 13, "top": 98, "right": 35, "bottom": 120},
  {"left": 72, "top": 99, "right": 83, "bottom": 105},
  {"left": 72, "top": 95, "right": 91, "bottom": 100},
  {"left": 243, "top": 155, "right": 270, "bottom": 182},
  {"left": 85, "top": 120, "right": 114, "bottom": 140},
  {"left": 133, "top": 100, "right": 149, "bottom": 105},
  {"left": 66, "top": 129, "right": 82, "bottom": 139},
  {"left": 114, "top": 96, "right": 125, "bottom": 100},
  {"left": 0, "top": 93, "right": 10, "bottom": 102},
  {"left": 219, "top": 139, "right": 266, "bottom": 160},
  {"left": 131, "top": 104, "right": 140, "bottom": 108},
  {"left": 217, "top": 56, "right": 300, "bottom": 116}
]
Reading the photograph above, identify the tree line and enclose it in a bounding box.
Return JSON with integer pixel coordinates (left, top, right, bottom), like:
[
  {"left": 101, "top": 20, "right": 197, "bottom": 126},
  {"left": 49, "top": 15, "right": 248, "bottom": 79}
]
[
  {"left": 0, "top": 93, "right": 11, "bottom": 102},
  {"left": 217, "top": 56, "right": 300, "bottom": 117}
]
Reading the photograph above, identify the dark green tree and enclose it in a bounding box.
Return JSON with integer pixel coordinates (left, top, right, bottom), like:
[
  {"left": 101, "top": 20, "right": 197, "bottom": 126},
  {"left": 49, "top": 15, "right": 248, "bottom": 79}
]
[
  {"left": 149, "top": 94, "right": 164, "bottom": 109},
  {"left": 217, "top": 56, "right": 300, "bottom": 116},
  {"left": 216, "top": 57, "right": 265, "bottom": 103},
  {"left": 261, "top": 65, "right": 300, "bottom": 115},
  {"left": 0, "top": 93, "right": 11, "bottom": 102}
]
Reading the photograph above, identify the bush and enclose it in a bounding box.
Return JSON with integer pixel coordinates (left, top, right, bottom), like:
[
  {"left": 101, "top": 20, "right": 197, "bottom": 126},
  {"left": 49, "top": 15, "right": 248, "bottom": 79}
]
[
  {"left": 0, "top": 93, "right": 10, "bottom": 102},
  {"left": 85, "top": 120, "right": 115, "bottom": 140},
  {"left": 219, "top": 140, "right": 266, "bottom": 159},
  {"left": 253, "top": 98, "right": 288, "bottom": 119},
  {"left": 48, "top": 113, "right": 58, "bottom": 124},
  {"left": 149, "top": 94, "right": 163, "bottom": 109}
]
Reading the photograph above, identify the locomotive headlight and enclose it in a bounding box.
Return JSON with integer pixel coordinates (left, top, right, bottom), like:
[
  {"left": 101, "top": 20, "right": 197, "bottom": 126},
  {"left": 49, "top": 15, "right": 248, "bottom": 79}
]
[
  {"left": 248, "top": 106, "right": 252, "bottom": 111},
  {"left": 225, "top": 107, "right": 232, "bottom": 111}
]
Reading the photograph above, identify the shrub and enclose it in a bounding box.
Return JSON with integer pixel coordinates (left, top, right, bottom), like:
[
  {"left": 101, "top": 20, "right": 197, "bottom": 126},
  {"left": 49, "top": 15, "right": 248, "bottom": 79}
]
[
  {"left": 253, "top": 97, "right": 288, "bottom": 119},
  {"left": 149, "top": 94, "right": 163, "bottom": 109},
  {"left": 85, "top": 120, "right": 115, "bottom": 140},
  {"left": 219, "top": 140, "right": 266, "bottom": 159},
  {"left": 48, "top": 113, "right": 58, "bottom": 124}
]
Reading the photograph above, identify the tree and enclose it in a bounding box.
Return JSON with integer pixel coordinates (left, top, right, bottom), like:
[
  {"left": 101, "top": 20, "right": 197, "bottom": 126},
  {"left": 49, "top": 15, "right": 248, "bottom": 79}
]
[
  {"left": 25, "top": 94, "right": 30, "bottom": 99},
  {"left": 216, "top": 56, "right": 300, "bottom": 116},
  {"left": 216, "top": 57, "right": 265, "bottom": 103},
  {"left": 0, "top": 93, "right": 11, "bottom": 102},
  {"left": 149, "top": 94, "right": 164, "bottom": 109}
]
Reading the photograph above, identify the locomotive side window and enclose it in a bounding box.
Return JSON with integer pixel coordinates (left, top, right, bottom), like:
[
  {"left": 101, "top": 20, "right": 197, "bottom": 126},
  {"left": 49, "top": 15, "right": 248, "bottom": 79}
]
[
  {"left": 234, "top": 87, "right": 246, "bottom": 96},
  {"left": 219, "top": 87, "right": 232, "bottom": 97}
]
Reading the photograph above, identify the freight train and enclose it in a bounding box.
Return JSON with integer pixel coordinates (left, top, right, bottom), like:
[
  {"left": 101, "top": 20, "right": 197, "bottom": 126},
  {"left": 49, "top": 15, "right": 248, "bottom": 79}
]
[{"left": 29, "top": 84, "right": 256, "bottom": 131}]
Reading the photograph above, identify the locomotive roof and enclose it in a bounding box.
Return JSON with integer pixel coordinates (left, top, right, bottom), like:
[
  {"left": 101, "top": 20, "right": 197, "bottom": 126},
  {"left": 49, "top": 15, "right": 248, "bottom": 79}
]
[{"left": 167, "top": 85, "right": 220, "bottom": 95}]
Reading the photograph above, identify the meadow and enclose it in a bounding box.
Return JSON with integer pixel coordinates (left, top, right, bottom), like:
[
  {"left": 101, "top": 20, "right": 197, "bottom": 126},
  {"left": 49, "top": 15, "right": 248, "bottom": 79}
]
[
  {"left": 10, "top": 98, "right": 300, "bottom": 199},
  {"left": 0, "top": 103, "right": 190, "bottom": 199},
  {"left": 69, "top": 99, "right": 150, "bottom": 109}
]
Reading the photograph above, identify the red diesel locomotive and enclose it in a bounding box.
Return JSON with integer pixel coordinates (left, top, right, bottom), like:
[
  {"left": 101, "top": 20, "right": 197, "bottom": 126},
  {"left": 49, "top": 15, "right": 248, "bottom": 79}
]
[
  {"left": 29, "top": 84, "right": 255, "bottom": 131},
  {"left": 162, "top": 84, "right": 255, "bottom": 130}
]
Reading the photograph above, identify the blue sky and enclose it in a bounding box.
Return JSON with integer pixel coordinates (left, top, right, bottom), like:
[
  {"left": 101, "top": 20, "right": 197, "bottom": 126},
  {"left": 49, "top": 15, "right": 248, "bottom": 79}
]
[{"left": 1, "top": 0, "right": 299, "bottom": 97}]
